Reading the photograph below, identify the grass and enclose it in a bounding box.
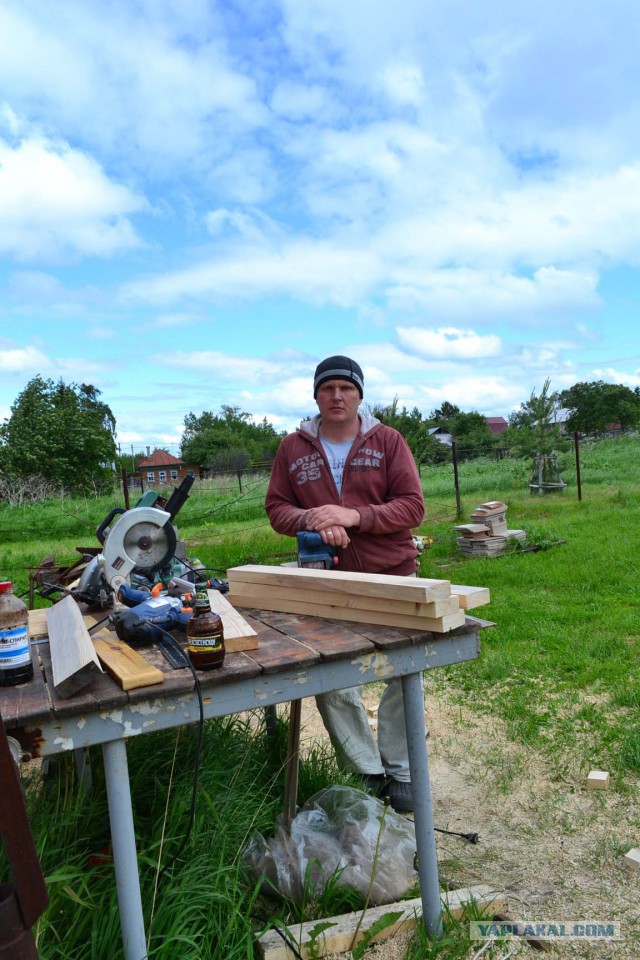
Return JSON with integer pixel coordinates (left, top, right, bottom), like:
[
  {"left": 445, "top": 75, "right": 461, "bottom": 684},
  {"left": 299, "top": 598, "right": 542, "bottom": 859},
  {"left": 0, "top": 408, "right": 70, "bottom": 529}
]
[{"left": 1, "top": 434, "right": 639, "bottom": 958}]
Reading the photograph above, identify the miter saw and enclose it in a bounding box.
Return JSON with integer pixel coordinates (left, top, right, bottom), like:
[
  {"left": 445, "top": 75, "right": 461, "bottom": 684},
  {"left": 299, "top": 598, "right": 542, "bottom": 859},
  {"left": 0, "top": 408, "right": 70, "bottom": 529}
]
[{"left": 75, "top": 476, "right": 197, "bottom": 608}]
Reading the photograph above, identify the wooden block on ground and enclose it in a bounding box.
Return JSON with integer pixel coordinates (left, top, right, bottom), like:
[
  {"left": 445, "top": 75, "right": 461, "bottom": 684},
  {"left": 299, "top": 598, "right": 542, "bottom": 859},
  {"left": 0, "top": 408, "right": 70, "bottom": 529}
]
[
  {"left": 92, "top": 629, "right": 165, "bottom": 690},
  {"left": 207, "top": 589, "right": 258, "bottom": 651},
  {"left": 46, "top": 596, "right": 104, "bottom": 698},
  {"left": 256, "top": 884, "right": 507, "bottom": 960},
  {"left": 623, "top": 848, "right": 640, "bottom": 871},
  {"left": 227, "top": 564, "right": 452, "bottom": 603},
  {"left": 587, "top": 770, "right": 610, "bottom": 790}
]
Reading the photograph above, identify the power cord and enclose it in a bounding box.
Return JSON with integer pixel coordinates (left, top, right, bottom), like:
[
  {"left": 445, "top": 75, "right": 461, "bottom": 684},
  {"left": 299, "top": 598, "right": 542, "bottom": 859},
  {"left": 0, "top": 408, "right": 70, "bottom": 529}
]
[{"left": 152, "top": 628, "right": 205, "bottom": 881}]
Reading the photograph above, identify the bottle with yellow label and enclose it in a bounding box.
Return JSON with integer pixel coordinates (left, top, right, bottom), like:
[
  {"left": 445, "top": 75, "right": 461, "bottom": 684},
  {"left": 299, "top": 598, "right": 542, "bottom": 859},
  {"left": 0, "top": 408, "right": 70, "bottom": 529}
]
[{"left": 186, "top": 589, "right": 225, "bottom": 671}]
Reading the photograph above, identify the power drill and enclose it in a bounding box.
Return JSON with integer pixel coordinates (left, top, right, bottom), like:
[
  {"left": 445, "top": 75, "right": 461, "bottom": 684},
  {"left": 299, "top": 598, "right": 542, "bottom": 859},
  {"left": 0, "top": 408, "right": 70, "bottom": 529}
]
[{"left": 112, "top": 583, "right": 192, "bottom": 645}]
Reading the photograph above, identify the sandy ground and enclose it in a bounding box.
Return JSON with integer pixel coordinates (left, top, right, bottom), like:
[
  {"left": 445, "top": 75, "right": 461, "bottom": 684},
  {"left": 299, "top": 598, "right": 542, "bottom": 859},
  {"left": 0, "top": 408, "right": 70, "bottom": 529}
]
[{"left": 291, "top": 686, "right": 639, "bottom": 960}]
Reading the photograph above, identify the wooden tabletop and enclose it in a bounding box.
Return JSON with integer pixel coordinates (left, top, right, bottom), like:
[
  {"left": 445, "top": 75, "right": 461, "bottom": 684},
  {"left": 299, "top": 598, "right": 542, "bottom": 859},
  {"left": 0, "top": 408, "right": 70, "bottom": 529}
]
[{"left": 0, "top": 609, "right": 481, "bottom": 750}]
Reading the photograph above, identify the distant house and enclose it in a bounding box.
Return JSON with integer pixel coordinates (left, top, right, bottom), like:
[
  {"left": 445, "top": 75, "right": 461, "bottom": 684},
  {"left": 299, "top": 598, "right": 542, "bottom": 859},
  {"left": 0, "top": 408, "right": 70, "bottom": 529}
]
[
  {"left": 485, "top": 416, "right": 508, "bottom": 436},
  {"left": 133, "top": 449, "right": 202, "bottom": 486},
  {"left": 428, "top": 426, "right": 453, "bottom": 447}
]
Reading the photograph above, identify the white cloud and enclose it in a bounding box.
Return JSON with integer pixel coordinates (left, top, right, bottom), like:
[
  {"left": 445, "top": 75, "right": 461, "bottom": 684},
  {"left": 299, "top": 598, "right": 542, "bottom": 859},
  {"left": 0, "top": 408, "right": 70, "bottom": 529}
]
[
  {"left": 127, "top": 242, "right": 380, "bottom": 307},
  {"left": 397, "top": 326, "right": 502, "bottom": 359},
  {"left": 0, "top": 345, "right": 52, "bottom": 372},
  {"left": 0, "top": 133, "right": 146, "bottom": 260}
]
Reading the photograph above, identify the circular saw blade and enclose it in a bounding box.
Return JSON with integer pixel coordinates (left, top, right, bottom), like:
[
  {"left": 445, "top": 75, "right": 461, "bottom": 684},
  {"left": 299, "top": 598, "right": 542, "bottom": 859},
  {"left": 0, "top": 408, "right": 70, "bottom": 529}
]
[{"left": 122, "top": 519, "right": 177, "bottom": 573}]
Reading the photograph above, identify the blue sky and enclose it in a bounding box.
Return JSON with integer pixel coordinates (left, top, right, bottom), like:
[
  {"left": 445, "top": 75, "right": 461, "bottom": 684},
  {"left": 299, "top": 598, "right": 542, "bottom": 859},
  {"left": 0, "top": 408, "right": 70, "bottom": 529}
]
[{"left": 1, "top": 0, "right": 640, "bottom": 455}]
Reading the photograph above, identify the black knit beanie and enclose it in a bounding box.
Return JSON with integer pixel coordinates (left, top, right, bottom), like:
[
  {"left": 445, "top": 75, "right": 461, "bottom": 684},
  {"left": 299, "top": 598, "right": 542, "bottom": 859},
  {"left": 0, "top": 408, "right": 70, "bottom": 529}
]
[{"left": 313, "top": 355, "right": 364, "bottom": 398}]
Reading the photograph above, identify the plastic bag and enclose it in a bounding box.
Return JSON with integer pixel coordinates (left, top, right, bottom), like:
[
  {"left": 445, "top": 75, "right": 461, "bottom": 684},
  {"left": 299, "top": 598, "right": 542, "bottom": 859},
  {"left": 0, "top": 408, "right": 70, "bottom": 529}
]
[{"left": 243, "top": 785, "right": 417, "bottom": 905}]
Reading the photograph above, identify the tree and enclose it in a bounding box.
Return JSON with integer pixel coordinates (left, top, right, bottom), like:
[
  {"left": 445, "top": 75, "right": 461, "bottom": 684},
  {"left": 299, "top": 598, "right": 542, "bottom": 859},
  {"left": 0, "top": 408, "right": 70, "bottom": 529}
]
[
  {"left": 370, "top": 398, "right": 433, "bottom": 462},
  {"left": 505, "top": 379, "right": 570, "bottom": 458},
  {"left": 180, "top": 406, "right": 283, "bottom": 467},
  {"left": 0, "top": 377, "right": 117, "bottom": 493},
  {"left": 559, "top": 380, "right": 640, "bottom": 435}
]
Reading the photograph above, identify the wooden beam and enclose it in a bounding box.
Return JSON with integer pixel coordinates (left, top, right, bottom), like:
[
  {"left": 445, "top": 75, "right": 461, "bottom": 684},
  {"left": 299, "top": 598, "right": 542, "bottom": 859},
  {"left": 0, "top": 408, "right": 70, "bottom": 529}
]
[
  {"left": 46, "top": 596, "right": 104, "bottom": 698},
  {"left": 450, "top": 585, "right": 491, "bottom": 610},
  {"left": 228, "top": 581, "right": 461, "bottom": 619},
  {"left": 256, "top": 885, "right": 508, "bottom": 960},
  {"left": 227, "top": 565, "right": 452, "bottom": 603},
  {"left": 207, "top": 589, "right": 258, "bottom": 651},
  {"left": 92, "top": 629, "right": 165, "bottom": 690},
  {"left": 230, "top": 591, "right": 466, "bottom": 632}
]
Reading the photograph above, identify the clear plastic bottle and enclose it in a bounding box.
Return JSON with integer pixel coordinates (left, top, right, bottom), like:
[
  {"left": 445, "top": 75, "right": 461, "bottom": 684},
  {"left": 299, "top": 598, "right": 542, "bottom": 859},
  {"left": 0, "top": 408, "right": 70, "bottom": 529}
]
[
  {"left": 186, "top": 589, "right": 225, "bottom": 671},
  {"left": 0, "top": 581, "right": 33, "bottom": 686}
]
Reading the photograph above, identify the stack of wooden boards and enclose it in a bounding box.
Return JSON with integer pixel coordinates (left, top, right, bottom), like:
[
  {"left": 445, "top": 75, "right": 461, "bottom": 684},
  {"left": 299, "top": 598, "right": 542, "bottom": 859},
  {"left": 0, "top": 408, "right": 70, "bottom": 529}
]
[
  {"left": 455, "top": 500, "right": 526, "bottom": 558},
  {"left": 227, "top": 564, "right": 490, "bottom": 633}
]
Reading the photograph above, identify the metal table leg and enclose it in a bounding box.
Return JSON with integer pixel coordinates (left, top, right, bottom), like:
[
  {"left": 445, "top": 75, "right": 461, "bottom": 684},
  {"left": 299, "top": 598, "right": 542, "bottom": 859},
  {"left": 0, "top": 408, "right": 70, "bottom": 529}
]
[
  {"left": 102, "top": 739, "right": 148, "bottom": 960},
  {"left": 401, "top": 672, "right": 443, "bottom": 938},
  {"left": 283, "top": 699, "right": 302, "bottom": 828}
]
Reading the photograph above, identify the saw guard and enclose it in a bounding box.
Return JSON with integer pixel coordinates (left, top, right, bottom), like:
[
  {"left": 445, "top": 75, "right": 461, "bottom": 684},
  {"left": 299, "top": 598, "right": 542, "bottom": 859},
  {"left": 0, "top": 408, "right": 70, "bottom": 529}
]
[{"left": 100, "top": 507, "right": 175, "bottom": 592}]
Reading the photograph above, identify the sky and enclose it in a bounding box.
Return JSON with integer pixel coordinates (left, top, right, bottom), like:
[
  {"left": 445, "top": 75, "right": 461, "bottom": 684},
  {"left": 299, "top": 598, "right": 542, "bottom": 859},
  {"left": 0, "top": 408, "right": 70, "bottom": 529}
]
[{"left": 1, "top": 0, "right": 640, "bottom": 455}]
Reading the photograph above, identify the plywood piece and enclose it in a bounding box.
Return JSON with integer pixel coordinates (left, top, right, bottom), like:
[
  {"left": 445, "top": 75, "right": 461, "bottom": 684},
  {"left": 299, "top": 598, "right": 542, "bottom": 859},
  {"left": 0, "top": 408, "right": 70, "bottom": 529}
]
[
  {"left": 207, "top": 589, "right": 259, "bottom": 651},
  {"left": 227, "top": 565, "right": 452, "bottom": 602},
  {"left": 230, "top": 590, "right": 466, "bottom": 633},
  {"left": 450, "top": 585, "right": 491, "bottom": 610},
  {"left": 46, "top": 596, "right": 104, "bottom": 698},
  {"left": 92, "top": 629, "right": 165, "bottom": 690},
  {"left": 257, "top": 884, "right": 507, "bottom": 960},
  {"left": 229, "top": 581, "right": 460, "bottom": 620}
]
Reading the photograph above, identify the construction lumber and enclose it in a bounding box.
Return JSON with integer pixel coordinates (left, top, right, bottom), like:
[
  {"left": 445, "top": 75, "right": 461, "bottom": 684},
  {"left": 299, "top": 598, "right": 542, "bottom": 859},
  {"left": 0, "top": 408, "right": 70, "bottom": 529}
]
[
  {"left": 227, "top": 565, "right": 452, "bottom": 603},
  {"left": 256, "top": 884, "right": 507, "bottom": 960},
  {"left": 28, "top": 608, "right": 49, "bottom": 640},
  {"left": 230, "top": 590, "right": 466, "bottom": 632},
  {"left": 229, "top": 580, "right": 461, "bottom": 619},
  {"left": 207, "top": 589, "right": 259, "bottom": 651},
  {"left": 92, "top": 629, "right": 165, "bottom": 690},
  {"left": 46, "top": 596, "right": 104, "bottom": 698},
  {"left": 450, "top": 585, "right": 491, "bottom": 610}
]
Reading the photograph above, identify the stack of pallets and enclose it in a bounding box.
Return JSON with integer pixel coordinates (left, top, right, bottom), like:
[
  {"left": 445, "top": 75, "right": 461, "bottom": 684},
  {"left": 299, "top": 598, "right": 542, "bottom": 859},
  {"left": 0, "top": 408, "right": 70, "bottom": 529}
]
[{"left": 226, "top": 564, "right": 490, "bottom": 633}]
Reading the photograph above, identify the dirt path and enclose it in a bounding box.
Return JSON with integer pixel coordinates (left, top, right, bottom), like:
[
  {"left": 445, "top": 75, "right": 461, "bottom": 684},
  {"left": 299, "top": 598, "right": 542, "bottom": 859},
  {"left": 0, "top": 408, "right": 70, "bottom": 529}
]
[{"left": 295, "top": 686, "right": 639, "bottom": 959}]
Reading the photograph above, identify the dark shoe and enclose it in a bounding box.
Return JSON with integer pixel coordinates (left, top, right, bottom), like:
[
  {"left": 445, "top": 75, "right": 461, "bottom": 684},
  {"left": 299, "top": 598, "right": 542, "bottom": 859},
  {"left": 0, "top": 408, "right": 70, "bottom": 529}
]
[
  {"left": 388, "top": 780, "right": 413, "bottom": 812},
  {"left": 359, "top": 773, "right": 389, "bottom": 797}
]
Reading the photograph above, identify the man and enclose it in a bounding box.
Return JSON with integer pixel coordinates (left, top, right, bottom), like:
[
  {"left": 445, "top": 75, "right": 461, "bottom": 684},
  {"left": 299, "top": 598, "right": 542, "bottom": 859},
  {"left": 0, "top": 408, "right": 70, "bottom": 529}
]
[{"left": 265, "top": 355, "right": 425, "bottom": 812}]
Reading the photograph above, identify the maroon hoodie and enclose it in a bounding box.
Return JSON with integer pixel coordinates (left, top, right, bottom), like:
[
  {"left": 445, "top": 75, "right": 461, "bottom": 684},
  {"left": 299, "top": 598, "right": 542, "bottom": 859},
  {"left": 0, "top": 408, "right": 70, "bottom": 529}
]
[{"left": 265, "top": 413, "right": 425, "bottom": 575}]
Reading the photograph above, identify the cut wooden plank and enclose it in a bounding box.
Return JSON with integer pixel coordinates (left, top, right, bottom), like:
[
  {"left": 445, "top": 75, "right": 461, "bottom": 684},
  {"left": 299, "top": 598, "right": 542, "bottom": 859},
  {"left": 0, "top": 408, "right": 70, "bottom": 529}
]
[
  {"left": 92, "top": 629, "right": 165, "bottom": 690},
  {"left": 257, "top": 884, "right": 507, "bottom": 960},
  {"left": 207, "top": 589, "right": 259, "bottom": 651},
  {"left": 28, "top": 608, "right": 49, "bottom": 640},
  {"left": 227, "top": 565, "right": 452, "bottom": 602},
  {"left": 228, "top": 581, "right": 461, "bottom": 619},
  {"left": 46, "top": 596, "right": 104, "bottom": 698},
  {"left": 231, "top": 591, "right": 466, "bottom": 633},
  {"left": 450, "top": 585, "right": 491, "bottom": 610}
]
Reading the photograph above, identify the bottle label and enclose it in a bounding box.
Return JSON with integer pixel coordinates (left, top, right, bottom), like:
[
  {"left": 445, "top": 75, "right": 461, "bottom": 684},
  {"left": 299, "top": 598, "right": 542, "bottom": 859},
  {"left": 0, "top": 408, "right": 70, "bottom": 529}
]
[
  {"left": 188, "top": 634, "right": 223, "bottom": 651},
  {"left": 0, "top": 625, "right": 31, "bottom": 668}
]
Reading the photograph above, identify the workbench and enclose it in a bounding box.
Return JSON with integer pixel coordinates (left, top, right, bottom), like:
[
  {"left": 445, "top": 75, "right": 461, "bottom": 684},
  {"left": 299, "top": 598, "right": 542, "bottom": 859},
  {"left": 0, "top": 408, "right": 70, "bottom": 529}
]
[{"left": 1, "top": 609, "right": 483, "bottom": 960}]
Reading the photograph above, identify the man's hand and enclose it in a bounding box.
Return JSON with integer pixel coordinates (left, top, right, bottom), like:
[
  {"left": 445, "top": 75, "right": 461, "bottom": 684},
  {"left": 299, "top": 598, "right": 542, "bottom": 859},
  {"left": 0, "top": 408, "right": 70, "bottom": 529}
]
[{"left": 304, "top": 505, "right": 361, "bottom": 549}]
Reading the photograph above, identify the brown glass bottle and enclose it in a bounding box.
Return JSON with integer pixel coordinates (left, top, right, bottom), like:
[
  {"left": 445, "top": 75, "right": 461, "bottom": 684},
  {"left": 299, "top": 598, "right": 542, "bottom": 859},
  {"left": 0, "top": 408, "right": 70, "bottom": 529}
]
[
  {"left": 0, "top": 581, "right": 34, "bottom": 686},
  {"left": 186, "top": 589, "right": 225, "bottom": 670}
]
